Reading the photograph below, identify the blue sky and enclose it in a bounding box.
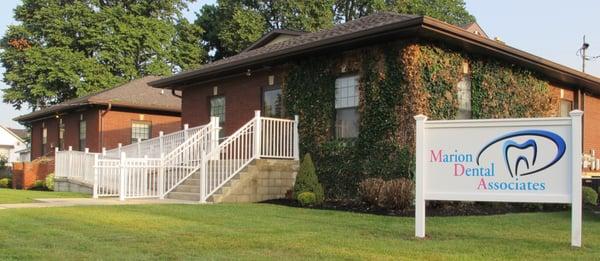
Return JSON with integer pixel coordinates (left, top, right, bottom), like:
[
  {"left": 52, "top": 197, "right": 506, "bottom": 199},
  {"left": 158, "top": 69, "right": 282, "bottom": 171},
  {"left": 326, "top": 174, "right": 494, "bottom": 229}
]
[{"left": 1, "top": 0, "right": 599, "bottom": 128}]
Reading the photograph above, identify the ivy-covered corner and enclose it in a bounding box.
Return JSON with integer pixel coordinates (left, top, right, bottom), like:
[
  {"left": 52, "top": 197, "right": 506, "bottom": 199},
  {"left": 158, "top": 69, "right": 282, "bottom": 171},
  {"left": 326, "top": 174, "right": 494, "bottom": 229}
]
[{"left": 283, "top": 40, "right": 560, "bottom": 199}]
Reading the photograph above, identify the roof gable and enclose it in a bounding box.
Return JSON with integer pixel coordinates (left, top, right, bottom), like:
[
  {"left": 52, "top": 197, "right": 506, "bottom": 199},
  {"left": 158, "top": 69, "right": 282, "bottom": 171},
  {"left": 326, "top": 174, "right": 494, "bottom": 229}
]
[
  {"left": 0, "top": 126, "right": 25, "bottom": 144},
  {"left": 243, "top": 29, "right": 305, "bottom": 52}
]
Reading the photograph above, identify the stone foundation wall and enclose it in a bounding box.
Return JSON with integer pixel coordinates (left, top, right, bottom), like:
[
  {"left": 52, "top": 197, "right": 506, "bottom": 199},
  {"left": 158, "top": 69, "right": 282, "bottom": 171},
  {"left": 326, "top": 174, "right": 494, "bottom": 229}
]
[
  {"left": 55, "top": 177, "right": 93, "bottom": 194},
  {"left": 214, "top": 159, "right": 298, "bottom": 203}
]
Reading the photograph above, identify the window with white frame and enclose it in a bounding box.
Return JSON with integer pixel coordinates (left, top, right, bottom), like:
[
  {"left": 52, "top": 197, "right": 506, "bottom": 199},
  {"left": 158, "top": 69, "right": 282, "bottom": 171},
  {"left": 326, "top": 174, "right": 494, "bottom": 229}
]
[
  {"left": 456, "top": 71, "right": 472, "bottom": 119},
  {"left": 42, "top": 124, "right": 47, "bottom": 155},
  {"left": 79, "top": 120, "right": 87, "bottom": 150},
  {"left": 335, "top": 75, "right": 360, "bottom": 138},
  {"left": 131, "top": 121, "right": 151, "bottom": 143},
  {"left": 559, "top": 99, "right": 573, "bottom": 117},
  {"left": 263, "top": 87, "right": 283, "bottom": 118},
  {"left": 58, "top": 118, "right": 65, "bottom": 149},
  {"left": 210, "top": 96, "right": 226, "bottom": 123}
]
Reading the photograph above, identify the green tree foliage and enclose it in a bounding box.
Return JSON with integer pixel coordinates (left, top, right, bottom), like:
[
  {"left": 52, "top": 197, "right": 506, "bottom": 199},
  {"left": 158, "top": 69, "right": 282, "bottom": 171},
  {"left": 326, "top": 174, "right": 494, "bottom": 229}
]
[
  {"left": 197, "top": 0, "right": 474, "bottom": 60},
  {"left": 293, "top": 153, "right": 324, "bottom": 204},
  {"left": 1, "top": 0, "right": 206, "bottom": 110}
]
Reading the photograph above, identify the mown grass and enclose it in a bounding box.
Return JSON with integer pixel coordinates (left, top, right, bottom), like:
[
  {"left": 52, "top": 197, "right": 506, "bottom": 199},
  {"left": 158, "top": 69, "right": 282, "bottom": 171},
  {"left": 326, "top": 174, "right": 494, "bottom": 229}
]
[
  {"left": 0, "top": 203, "right": 598, "bottom": 260},
  {"left": 0, "top": 189, "right": 89, "bottom": 204}
]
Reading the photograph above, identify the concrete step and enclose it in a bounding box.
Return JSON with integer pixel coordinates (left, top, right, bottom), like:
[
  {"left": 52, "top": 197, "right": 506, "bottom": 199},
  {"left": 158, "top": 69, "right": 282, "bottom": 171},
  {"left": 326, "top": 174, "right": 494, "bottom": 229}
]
[
  {"left": 167, "top": 191, "right": 200, "bottom": 201},
  {"left": 172, "top": 184, "right": 200, "bottom": 193}
]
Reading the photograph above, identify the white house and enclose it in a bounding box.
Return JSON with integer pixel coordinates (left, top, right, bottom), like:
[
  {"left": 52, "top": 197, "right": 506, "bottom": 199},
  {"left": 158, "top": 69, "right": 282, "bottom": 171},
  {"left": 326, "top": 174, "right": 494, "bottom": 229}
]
[{"left": 0, "top": 125, "right": 28, "bottom": 165}]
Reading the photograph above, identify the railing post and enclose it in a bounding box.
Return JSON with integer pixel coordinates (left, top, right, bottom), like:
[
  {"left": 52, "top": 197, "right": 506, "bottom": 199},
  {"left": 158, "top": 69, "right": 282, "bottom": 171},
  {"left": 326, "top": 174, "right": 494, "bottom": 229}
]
[
  {"left": 118, "top": 143, "right": 122, "bottom": 156},
  {"left": 137, "top": 138, "right": 142, "bottom": 157},
  {"left": 254, "top": 110, "right": 261, "bottom": 158},
  {"left": 199, "top": 150, "right": 207, "bottom": 203},
  {"left": 93, "top": 153, "right": 99, "bottom": 199},
  {"left": 210, "top": 117, "right": 220, "bottom": 160},
  {"left": 67, "top": 146, "right": 73, "bottom": 178},
  {"left": 102, "top": 147, "right": 106, "bottom": 157},
  {"left": 84, "top": 148, "right": 90, "bottom": 182},
  {"left": 184, "top": 124, "right": 189, "bottom": 141},
  {"left": 293, "top": 115, "right": 300, "bottom": 160},
  {"left": 119, "top": 152, "right": 126, "bottom": 201},
  {"left": 159, "top": 153, "right": 165, "bottom": 199},
  {"left": 159, "top": 131, "right": 164, "bottom": 156},
  {"left": 55, "top": 147, "right": 60, "bottom": 176}
]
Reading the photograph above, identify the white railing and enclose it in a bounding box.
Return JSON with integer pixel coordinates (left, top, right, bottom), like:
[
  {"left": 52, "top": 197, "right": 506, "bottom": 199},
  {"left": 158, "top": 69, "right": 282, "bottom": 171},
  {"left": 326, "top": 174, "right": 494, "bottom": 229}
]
[
  {"left": 199, "top": 111, "right": 298, "bottom": 202},
  {"left": 55, "top": 148, "right": 97, "bottom": 184},
  {"left": 103, "top": 124, "right": 206, "bottom": 158},
  {"left": 161, "top": 117, "right": 220, "bottom": 197},
  {"left": 94, "top": 156, "right": 121, "bottom": 197}
]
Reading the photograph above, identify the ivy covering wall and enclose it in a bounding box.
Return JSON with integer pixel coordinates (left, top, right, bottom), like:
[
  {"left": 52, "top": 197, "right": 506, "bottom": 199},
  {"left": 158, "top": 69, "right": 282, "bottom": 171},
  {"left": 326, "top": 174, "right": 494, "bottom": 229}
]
[{"left": 283, "top": 40, "right": 558, "bottom": 199}]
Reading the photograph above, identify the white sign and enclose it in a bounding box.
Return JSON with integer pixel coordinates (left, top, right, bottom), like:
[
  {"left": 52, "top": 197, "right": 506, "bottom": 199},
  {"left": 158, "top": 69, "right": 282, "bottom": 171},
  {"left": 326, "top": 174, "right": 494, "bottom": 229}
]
[{"left": 414, "top": 111, "right": 583, "bottom": 247}]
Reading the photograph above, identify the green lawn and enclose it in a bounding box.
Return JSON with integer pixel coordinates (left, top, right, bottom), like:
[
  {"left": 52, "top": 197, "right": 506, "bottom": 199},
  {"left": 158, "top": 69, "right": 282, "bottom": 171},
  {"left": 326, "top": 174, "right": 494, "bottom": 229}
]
[
  {"left": 0, "top": 189, "right": 89, "bottom": 204},
  {"left": 0, "top": 203, "right": 598, "bottom": 260}
]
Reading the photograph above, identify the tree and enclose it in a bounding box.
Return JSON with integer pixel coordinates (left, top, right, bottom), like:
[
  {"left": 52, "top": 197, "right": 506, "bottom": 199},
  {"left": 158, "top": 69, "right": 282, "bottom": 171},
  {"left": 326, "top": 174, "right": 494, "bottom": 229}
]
[
  {"left": 196, "top": 0, "right": 475, "bottom": 60},
  {"left": 0, "top": 0, "right": 207, "bottom": 110}
]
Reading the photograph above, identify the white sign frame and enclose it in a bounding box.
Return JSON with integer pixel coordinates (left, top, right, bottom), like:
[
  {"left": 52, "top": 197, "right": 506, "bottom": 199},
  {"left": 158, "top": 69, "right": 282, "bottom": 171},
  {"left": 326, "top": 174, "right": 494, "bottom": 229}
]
[{"left": 414, "top": 110, "right": 583, "bottom": 247}]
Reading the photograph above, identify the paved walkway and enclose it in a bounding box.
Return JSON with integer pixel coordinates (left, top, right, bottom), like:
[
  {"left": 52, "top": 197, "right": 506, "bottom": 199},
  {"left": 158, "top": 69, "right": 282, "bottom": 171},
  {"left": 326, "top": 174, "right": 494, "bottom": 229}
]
[{"left": 0, "top": 198, "right": 199, "bottom": 210}]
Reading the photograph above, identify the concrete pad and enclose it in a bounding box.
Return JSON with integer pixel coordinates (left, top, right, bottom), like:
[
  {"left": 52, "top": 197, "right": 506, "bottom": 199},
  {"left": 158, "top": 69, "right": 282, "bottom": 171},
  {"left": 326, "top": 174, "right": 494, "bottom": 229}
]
[{"left": 0, "top": 198, "right": 200, "bottom": 210}]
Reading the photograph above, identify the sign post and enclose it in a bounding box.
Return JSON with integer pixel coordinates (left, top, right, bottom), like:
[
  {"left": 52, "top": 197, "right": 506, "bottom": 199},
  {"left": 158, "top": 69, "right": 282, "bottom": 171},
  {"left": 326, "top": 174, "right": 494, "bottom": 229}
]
[{"left": 414, "top": 110, "right": 583, "bottom": 247}]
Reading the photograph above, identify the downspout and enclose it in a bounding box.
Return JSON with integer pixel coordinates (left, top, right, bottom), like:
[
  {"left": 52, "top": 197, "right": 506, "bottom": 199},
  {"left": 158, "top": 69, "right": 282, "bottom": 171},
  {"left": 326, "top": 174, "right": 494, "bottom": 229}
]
[{"left": 171, "top": 89, "right": 182, "bottom": 98}]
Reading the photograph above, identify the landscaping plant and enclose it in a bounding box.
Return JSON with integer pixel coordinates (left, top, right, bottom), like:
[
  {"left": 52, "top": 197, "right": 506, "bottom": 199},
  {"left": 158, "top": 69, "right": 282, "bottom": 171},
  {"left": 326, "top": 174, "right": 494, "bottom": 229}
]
[
  {"left": 293, "top": 153, "right": 324, "bottom": 205},
  {"left": 297, "top": 192, "right": 317, "bottom": 207},
  {"left": 0, "top": 178, "right": 11, "bottom": 188},
  {"left": 583, "top": 186, "right": 598, "bottom": 207},
  {"left": 45, "top": 173, "right": 55, "bottom": 191},
  {"left": 358, "top": 178, "right": 414, "bottom": 211}
]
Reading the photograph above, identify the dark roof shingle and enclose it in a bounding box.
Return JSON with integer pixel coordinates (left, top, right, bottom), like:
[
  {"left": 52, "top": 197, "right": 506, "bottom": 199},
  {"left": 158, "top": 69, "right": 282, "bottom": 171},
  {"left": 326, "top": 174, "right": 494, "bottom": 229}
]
[{"left": 14, "top": 76, "right": 181, "bottom": 122}]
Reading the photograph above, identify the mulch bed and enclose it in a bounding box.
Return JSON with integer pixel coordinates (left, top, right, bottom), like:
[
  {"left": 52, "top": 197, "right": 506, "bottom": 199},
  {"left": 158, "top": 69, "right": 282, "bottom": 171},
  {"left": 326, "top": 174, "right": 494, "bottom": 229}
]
[{"left": 261, "top": 198, "right": 595, "bottom": 217}]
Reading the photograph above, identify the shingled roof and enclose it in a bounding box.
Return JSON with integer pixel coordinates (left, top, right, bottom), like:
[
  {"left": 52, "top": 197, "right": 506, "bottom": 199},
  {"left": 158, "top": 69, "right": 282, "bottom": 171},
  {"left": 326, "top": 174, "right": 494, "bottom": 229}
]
[
  {"left": 14, "top": 76, "right": 181, "bottom": 123},
  {"left": 149, "top": 12, "right": 600, "bottom": 96}
]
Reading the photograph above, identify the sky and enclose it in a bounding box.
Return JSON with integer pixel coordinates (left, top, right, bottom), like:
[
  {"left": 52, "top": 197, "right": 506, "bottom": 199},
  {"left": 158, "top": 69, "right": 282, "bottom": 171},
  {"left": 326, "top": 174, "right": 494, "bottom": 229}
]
[{"left": 1, "top": 0, "right": 599, "bottom": 129}]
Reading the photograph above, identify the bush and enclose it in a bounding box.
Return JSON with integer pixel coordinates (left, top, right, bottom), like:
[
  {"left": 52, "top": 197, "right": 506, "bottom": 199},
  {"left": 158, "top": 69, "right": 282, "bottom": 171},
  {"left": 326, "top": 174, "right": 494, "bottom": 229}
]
[
  {"left": 358, "top": 178, "right": 415, "bottom": 211},
  {"left": 297, "top": 192, "right": 317, "bottom": 206},
  {"left": 293, "top": 153, "right": 324, "bottom": 205},
  {"left": 30, "top": 180, "right": 46, "bottom": 190},
  {"left": 583, "top": 186, "right": 598, "bottom": 206},
  {"left": 45, "top": 173, "right": 55, "bottom": 191},
  {"left": 0, "top": 178, "right": 11, "bottom": 188}
]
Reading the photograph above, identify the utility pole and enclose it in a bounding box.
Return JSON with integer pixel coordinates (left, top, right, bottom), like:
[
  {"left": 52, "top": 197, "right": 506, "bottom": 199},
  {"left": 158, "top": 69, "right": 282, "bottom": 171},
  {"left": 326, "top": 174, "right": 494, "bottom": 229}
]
[{"left": 581, "top": 35, "right": 590, "bottom": 72}]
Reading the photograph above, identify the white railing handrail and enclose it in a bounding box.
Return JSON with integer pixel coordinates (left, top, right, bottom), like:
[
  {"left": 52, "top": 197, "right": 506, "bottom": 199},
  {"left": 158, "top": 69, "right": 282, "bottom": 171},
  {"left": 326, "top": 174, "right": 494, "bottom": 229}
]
[{"left": 103, "top": 124, "right": 207, "bottom": 158}]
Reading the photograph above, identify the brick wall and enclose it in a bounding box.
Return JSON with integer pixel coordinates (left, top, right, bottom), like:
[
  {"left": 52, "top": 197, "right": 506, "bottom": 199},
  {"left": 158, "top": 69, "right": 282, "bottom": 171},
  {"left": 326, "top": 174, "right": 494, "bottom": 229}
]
[
  {"left": 584, "top": 94, "right": 600, "bottom": 153},
  {"left": 11, "top": 160, "right": 54, "bottom": 189},
  {"left": 182, "top": 70, "right": 283, "bottom": 135},
  {"left": 100, "top": 108, "right": 181, "bottom": 149}
]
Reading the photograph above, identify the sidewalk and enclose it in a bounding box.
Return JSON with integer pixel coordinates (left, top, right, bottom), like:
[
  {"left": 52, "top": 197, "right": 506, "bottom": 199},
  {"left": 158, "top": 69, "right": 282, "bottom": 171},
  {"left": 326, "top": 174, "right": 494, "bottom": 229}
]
[{"left": 0, "top": 198, "right": 199, "bottom": 210}]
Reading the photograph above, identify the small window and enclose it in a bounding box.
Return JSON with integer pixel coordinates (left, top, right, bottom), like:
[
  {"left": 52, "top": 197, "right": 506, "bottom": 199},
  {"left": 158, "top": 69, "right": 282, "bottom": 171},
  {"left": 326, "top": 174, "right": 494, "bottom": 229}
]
[
  {"left": 42, "top": 126, "right": 48, "bottom": 155},
  {"left": 559, "top": 99, "right": 573, "bottom": 117},
  {"left": 263, "top": 87, "right": 283, "bottom": 117},
  {"left": 335, "top": 75, "right": 360, "bottom": 138},
  {"left": 210, "top": 96, "right": 226, "bottom": 123},
  {"left": 58, "top": 118, "right": 65, "bottom": 150},
  {"left": 456, "top": 75, "right": 472, "bottom": 119},
  {"left": 79, "top": 120, "right": 87, "bottom": 150},
  {"left": 131, "top": 121, "right": 151, "bottom": 144}
]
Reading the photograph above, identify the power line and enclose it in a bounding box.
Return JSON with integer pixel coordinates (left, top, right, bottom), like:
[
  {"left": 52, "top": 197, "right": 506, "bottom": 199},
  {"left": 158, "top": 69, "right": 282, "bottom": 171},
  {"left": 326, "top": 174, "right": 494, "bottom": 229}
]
[{"left": 577, "top": 35, "right": 600, "bottom": 72}]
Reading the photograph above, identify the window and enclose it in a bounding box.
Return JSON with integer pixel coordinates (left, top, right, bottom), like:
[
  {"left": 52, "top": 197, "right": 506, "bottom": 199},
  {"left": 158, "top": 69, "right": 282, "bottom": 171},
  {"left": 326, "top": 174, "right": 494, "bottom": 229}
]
[
  {"left": 42, "top": 125, "right": 47, "bottom": 155},
  {"left": 263, "top": 87, "right": 283, "bottom": 117},
  {"left": 79, "top": 120, "right": 87, "bottom": 150},
  {"left": 210, "top": 96, "right": 226, "bottom": 123},
  {"left": 456, "top": 75, "right": 472, "bottom": 119},
  {"left": 335, "top": 75, "right": 360, "bottom": 138},
  {"left": 559, "top": 99, "right": 573, "bottom": 117},
  {"left": 131, "top": 121, "right": 151, "bottom": 143},
  {"left": 58, "top": 118, "right": 65, "bottom": 150}
]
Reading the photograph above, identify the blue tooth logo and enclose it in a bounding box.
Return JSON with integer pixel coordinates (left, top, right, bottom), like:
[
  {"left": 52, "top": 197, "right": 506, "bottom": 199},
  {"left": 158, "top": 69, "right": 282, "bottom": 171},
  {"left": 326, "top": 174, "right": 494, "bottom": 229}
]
[
  {"left": 503, "top": 139, "right": 537, "bottom": 178},
  {"left": 477, "top": 130, "right": 566, "bottom": 178}
]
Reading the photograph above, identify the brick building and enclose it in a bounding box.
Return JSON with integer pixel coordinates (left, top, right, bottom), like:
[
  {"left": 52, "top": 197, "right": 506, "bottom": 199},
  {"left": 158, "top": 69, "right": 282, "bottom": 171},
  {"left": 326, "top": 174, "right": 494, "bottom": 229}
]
[
  {"left": 14, "top": 76, "right": 182, "bottom": 160},
  {"left": 148, "top": 13, "right": 600, "bottom": 165}
]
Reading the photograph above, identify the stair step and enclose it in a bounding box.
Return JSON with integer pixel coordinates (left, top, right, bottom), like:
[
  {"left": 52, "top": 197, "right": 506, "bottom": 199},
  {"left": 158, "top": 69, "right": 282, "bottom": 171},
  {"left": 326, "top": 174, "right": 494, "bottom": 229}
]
[
  {"left": 167, "top": 191, "right": 200, "bottom": 201},
  {"left": 172, "top": 184, "right": 200, "bottom": 193}
]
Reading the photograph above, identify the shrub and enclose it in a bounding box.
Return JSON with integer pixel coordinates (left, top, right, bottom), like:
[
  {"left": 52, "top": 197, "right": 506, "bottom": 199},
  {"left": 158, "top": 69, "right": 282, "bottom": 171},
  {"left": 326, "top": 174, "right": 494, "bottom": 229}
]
[
  {"left": 358, "top": 178, "right": 415, "bottom": 211},
  {"left": 583, "top": 186, "right": 598, "bottom": 206},
  {"left": 45, "top": 173, "right": 55, "bottom": 191},
  {"left": 30, "top": 180, "right": 46, "bottom": 190},
  {"left": 293, "top": 153, "right": 324, "bottom": 204},
  {"left": 0, "top": 178, "right": 11, "bottom": 188},
  {"left": 297, "top": 192, "right": 317, "bottom": 206}
]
